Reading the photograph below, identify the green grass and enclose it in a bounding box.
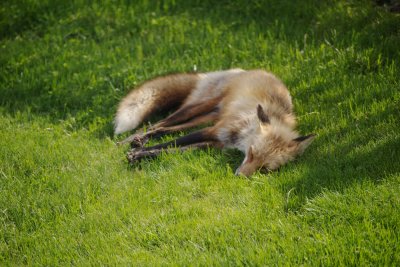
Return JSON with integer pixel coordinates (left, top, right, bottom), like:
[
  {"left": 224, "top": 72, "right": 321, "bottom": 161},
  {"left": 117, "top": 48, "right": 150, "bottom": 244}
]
[{"left": 1, "top": 0, "right": 400, "bottom": 265}]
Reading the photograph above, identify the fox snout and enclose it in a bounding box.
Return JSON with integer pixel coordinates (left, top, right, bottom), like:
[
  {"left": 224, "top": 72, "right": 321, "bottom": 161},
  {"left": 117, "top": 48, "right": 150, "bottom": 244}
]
[
  {"left": 235, "top": 145, "right": 260, "bottom": 177},
  {"left": 235, "top": 164, "right": 258, "bottom": 177}
]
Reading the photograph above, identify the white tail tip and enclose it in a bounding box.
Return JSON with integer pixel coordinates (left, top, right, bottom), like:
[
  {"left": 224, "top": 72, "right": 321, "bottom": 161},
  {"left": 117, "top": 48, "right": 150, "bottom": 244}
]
[{"left": 114, "top": 112, "right": 141, "bottom": 135}]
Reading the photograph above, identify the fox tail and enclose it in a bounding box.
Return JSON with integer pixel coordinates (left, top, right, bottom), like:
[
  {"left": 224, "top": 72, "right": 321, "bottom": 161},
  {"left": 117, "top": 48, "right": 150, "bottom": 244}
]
[{"left": 114, "top": 73, "right": 199, "bottom": 134}]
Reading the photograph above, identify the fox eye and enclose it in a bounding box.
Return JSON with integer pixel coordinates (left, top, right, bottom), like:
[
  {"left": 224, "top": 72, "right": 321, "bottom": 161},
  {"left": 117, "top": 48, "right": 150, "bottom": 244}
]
[{"left": 259, "top": 167, "right": 271, "bottom": 174}]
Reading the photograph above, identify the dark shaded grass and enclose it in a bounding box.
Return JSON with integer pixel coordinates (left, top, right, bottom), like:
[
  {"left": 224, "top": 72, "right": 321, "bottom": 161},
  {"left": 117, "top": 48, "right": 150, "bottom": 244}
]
[{"left": 1, "top": 0, "right": 398, "bottom": 131}]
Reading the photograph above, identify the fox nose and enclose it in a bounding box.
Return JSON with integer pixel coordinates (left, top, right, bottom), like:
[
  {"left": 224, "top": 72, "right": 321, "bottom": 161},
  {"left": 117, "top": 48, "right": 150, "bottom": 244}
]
[
  {"left": 235, "top": 167, "right": 249, "bottom": 177},
  {"left": 234, "top": 168, "right": 241, "bottom": 176}
]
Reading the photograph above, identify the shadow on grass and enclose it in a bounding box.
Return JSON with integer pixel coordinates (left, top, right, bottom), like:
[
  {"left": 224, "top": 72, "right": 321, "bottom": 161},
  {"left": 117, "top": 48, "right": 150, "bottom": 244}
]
[
  {"left": 281, "top": 124, "right": 400, "bottom": 212},
  {"left": 1, "top": 0, "right": 399, "bottom": 136},
  {"left": 0, "top": 1, "right": 75, "bottom": 39}
]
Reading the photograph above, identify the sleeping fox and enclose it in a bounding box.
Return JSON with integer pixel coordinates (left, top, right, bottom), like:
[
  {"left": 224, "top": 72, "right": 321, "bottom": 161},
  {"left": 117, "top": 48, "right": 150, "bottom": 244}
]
[{"left": 114, "top": 69, "right": 315, "bottom": 176}]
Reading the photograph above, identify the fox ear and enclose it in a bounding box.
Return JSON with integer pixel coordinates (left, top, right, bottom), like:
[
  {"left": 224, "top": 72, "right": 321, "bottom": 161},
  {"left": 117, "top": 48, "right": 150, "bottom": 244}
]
[
  {"left": 257, "top": 104, "right": 270, "bottom": 124},
  {"left": 293, "top": 134, "right": 316, "bottom": 154}
]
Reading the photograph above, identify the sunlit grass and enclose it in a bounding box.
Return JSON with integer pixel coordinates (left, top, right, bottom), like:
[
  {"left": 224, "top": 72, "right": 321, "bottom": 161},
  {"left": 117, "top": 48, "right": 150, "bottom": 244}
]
[{"left": 1, "top": 0, "right": 399, "bottom": 265}]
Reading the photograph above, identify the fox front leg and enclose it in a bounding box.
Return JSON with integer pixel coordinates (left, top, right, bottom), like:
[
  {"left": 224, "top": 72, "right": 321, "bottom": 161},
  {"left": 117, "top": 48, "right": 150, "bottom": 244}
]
[{"left": 127, "top": 141, "right": 220, "bottom": 163}]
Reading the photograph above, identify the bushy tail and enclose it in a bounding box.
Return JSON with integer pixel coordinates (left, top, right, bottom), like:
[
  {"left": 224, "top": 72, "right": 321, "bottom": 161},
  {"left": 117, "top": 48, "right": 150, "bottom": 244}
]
[{"left": 114, "top": 73, "right": 200, "bottom": 134}]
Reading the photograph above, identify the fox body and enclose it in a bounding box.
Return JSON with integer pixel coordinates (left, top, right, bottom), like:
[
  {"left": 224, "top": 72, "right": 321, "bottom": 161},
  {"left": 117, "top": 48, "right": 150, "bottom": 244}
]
[{"left": 115, "top": 69, "right": 315, "bottom": 176}]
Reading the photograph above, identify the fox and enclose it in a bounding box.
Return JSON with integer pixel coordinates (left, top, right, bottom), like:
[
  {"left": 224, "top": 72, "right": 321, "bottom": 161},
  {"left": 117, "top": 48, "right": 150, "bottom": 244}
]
[{"left": 114, "top": 69, "right": 315, "bottom": 177}]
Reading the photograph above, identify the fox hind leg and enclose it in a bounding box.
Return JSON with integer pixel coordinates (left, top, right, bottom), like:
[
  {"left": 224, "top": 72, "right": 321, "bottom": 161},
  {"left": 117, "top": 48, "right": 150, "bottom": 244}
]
[
  {"left": 151, "top": 96, "right": 222, "bottom": 129},
  {"left": 134, "top": 110, "right": 219, "bottom": 147},
  {"left": 117, "top": 110, "right": 218, "bottom": 147},
  {"left": 118, "top": 98, "right": 221, "bottom": 147}
]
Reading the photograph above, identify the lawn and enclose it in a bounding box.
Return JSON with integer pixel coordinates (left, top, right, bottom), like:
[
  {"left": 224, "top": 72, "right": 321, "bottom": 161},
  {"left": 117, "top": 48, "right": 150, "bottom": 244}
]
[{"left": 1, "top": 0, "right": 399, "bottom": 265}]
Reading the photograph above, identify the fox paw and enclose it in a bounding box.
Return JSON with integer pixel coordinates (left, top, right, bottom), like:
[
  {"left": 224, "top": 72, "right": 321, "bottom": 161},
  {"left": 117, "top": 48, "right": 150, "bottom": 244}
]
[
  {"left": 130, "top": 135, "right": 148, "bottom": 148},
  {"left": 127, "top": 149, "right": 141, "bottom": 162},
  {"left": 126, "top": 147, "right": 149, "bottom": 163},
  {"left": 126, "top": 148, "right": 157, "bottom": 163}
]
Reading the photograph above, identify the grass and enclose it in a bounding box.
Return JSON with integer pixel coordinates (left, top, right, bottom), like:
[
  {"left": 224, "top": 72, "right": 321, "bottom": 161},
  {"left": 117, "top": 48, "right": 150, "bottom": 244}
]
[{"left": 1, "top": 0, "right": 399, "bottom": 265}]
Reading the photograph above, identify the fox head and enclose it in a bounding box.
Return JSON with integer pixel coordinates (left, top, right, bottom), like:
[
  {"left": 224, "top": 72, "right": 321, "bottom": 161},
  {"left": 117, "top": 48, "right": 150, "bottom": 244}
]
[{"left": 235, "top": 105, "right": 315, "bottom": 177}]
